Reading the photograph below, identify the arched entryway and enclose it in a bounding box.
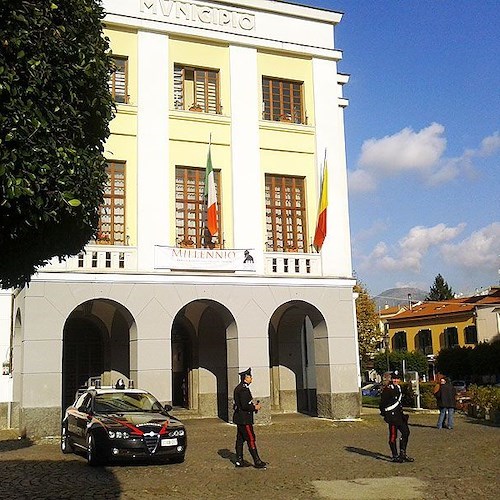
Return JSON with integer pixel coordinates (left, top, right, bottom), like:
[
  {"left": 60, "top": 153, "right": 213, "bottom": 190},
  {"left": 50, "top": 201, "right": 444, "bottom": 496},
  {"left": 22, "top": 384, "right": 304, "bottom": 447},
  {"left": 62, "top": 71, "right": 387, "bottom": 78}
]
[
  {"left": 269, "top": 301, "right": 328, "bottom": 416},
  {"left": 171, "top": 316, "right": 194, "bottom": 408},
  {"left": 171, "top": 300, "right": 237, "bottom": 421},
  {"left": 61, "top": 299, "right": 135, "bottom": 410}
]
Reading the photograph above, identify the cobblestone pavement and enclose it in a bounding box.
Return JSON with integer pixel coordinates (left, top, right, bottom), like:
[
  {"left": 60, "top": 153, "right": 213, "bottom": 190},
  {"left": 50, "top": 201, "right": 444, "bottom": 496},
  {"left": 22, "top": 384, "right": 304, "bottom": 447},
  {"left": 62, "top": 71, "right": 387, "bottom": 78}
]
[{"left": 0, "top": 410, "right": 498, "bottom": 500}]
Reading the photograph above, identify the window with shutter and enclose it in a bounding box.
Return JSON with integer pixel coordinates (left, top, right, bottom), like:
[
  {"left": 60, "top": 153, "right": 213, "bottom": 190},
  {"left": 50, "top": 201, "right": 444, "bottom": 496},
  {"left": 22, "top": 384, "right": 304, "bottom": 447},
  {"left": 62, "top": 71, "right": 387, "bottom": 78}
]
[
  {"left": 175, "top": 166, "right": 222, "bottom": 248},
  {"left": 417, "top": 329, "right": 433, "bottom": 354},
  {"left": 464, "top": 325, "right": 478, "bottom": 344},
  {"left": 444, "top": 327, "right": 459, "bottom": 348},
  {"left": 109, "top": 56, "right": 128, "bottom": 103},
  {"left": 393, "top": 331, "right": 408, "bottom": 351},
  {"left": 98, "top": 162, "right": 126, "bottom": 245},
  {"left": 265, "top": 174, "right": 307, "bottom": 252},
  {"left": 174, "top": 64, "right": 220, "bottom": 114},
  {"left": 173, "top": 65, "right": 184, "bottom": 109},
  {"left": 262, "top": 77, "right": 304, "bottom": 124}
]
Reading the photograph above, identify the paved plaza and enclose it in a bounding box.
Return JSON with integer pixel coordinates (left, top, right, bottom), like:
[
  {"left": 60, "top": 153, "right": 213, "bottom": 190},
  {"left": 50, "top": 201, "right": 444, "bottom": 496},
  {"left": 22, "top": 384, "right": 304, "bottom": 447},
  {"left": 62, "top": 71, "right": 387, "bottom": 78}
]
[{"left": 0, "top": 410, "right": 498, "bottom": 499}]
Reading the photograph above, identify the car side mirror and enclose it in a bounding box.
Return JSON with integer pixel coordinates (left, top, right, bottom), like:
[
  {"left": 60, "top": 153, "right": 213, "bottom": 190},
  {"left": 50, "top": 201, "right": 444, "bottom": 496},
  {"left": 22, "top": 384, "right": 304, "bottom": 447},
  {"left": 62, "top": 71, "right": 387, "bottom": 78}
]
[{"left": 164, "top": 404, "right": 173, "bottom": 412}]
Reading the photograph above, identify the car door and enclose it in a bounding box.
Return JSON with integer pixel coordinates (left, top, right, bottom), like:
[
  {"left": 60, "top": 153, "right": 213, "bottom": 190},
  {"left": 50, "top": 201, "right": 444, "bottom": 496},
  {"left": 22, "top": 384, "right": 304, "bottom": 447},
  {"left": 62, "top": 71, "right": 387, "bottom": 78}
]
[
  {"left": 72, "top": 393, "right": 93, "bottom": 448},
  {"left": 66, "top": 393, "right": 85, "bottom": 443}
]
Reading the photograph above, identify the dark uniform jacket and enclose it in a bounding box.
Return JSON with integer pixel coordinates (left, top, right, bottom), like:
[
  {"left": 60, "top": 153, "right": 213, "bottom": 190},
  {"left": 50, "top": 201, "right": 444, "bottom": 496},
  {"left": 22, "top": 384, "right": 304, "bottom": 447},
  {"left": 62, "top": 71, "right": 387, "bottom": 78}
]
[
  {"left": 379, "top": 382, "right": 403, "bottom": 422},
  {"left": 233, "top": 382, "right": 256, "bottom": 425}
]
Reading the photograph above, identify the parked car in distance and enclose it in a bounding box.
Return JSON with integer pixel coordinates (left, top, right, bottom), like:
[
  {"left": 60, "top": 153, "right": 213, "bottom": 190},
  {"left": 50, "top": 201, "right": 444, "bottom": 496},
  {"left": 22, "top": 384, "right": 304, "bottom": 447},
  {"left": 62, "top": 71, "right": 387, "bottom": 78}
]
[
  {"left": 61, "top": 381, "right": 187, "bottom": 466},
  {"left": 452, "top": 380, "right": 467, "bottom": 393},
  {"left": 362, "top": 383, "right": 382, "bottom": 397}
]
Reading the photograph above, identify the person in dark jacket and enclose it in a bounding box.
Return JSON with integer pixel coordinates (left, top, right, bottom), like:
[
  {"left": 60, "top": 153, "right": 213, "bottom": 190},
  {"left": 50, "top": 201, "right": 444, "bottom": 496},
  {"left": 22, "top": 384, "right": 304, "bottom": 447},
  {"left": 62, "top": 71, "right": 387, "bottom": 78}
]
[
  {"left": 379, "top": 370, "right": 414, "bottom": 463},
  {"left": 232, "top": 368, "right": 267, "bottom": 469},
  {"left": 435, "top": 377, "right": 457, "bottom": 429}
]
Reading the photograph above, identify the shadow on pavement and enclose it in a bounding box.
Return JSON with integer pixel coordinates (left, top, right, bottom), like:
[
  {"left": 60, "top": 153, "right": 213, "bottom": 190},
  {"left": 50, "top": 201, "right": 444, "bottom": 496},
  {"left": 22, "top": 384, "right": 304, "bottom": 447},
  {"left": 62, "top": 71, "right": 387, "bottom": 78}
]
[
  {"left": 217, "top": 448, "right": 252, "bottom": 467},
  {"left": 0, "top": 459, "right": 121, "bottom": 498},
  {"left": 464, "top": 417, "right": 500, "bottom": 428},
  {"left": 0, "top": 438, "right": 33, "bottom": 453},
  {"left": 344, "top": 446, "right": 392, "bottom": 461},
  {"left": 218, "top": 447, "right": 237, "bottom": 464},
  {"left": 408, "top": 423, "right": 436, "bottom": 428}
]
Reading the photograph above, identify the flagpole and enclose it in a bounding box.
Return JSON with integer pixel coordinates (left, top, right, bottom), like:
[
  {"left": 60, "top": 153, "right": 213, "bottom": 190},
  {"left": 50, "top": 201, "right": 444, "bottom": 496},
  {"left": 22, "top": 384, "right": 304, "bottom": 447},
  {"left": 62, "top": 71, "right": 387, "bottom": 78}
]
[
  {"left": 203, "top": 133, "right": 218, "bottom": 247},
  {"left": 201, "top": 134, "right": 212, "bottom": 247}
]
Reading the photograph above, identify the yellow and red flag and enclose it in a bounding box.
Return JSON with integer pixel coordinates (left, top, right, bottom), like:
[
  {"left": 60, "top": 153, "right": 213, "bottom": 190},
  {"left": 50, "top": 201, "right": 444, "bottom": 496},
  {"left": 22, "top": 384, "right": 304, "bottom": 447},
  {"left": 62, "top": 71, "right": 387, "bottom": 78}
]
[{"left": 313, "top": 156, "right": 328, "bottom": 251}]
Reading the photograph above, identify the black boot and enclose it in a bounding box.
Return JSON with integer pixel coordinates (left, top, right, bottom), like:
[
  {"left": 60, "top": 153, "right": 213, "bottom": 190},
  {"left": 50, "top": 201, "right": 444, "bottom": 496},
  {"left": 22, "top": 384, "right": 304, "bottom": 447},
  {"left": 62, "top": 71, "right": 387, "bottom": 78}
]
[
  {"left": 399, "top": 450, "right": 414, "bottom": 463},
  {"left": 249, "top": 448, "right": 267, "bottom": 469},
  {"left": 235, "top": 441, "right": 246, "bottom": 467},
  {"left": 389, "top": 442, "right": 400, "bottom": 462}
]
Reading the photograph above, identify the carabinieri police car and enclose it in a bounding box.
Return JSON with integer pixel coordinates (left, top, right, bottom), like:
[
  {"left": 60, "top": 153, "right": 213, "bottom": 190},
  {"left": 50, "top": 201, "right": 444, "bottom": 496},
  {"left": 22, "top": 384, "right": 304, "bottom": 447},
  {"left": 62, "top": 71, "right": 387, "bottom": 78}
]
[{"left": 61, "top": 380, "right": 187, "bottom": 466}]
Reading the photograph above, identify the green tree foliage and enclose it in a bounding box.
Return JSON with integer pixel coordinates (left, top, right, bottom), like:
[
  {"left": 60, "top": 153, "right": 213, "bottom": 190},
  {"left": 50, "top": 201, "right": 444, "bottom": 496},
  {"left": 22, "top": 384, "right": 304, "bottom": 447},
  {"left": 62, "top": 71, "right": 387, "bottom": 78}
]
[
  {"left": 435, "top": 346, "right": 472, "bottom": 379},
  {"left": 0, "top": 0, "right": 114, "bottom": 288},
  {"left": 470, "top": 340, "right": 500, "bottom": 377},
  {"left": 373, "top": 350, "right": 429, "bottom": 376},
  {"left": 426, "top": 274, "right": 454, "bottom": 301},
  {"left": 354, "top": 282, "right": 381, "bottom": 371},
  {"left": 436, "top": 341, "right": 500, "bottom": 380}
]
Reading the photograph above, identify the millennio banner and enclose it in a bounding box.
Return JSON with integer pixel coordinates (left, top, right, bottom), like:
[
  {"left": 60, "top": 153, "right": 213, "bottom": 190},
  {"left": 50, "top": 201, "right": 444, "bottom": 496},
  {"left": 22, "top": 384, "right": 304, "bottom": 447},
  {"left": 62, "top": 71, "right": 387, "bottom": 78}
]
[{"left": 155, "top": 246, "right": 256, "bottom": 271}]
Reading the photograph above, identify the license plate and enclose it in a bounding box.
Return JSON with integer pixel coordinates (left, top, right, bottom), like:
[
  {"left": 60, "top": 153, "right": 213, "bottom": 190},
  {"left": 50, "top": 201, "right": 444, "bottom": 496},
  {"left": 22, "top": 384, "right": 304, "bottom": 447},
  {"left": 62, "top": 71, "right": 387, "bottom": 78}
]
[{"left": 161, "top": 438, "right": 178, "bottom": 447}]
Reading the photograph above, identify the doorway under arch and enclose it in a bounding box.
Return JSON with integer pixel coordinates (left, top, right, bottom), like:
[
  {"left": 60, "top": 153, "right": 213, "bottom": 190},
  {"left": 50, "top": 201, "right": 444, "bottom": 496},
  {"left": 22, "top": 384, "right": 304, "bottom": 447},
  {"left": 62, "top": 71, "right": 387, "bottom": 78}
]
[
  {"left": 269, "top": 300, "right": 329, "bottom": 416},
  {"left": 61, "top": 299, "right": 135, "bottom": 411},
  {"left": 171, "top": 299, "right": 237, "bottom": 421}
]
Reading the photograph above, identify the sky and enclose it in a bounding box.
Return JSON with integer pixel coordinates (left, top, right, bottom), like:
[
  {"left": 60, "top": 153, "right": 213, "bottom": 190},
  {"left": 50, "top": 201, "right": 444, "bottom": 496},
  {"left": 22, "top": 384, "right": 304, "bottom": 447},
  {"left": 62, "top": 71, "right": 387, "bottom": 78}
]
[{"left": 292, "top": 0, "right": 500, "bottom": 298}]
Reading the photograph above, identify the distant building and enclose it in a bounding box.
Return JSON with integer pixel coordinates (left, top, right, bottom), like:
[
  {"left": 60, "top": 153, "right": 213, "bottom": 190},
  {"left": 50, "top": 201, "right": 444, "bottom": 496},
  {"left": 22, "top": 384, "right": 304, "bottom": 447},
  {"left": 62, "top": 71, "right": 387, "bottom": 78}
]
[
  {"left": 1, "top": 0, "right": 359, "bottom": 437},
  {"left": 382, "top": 287, "right": 500, "bottom": 378}
]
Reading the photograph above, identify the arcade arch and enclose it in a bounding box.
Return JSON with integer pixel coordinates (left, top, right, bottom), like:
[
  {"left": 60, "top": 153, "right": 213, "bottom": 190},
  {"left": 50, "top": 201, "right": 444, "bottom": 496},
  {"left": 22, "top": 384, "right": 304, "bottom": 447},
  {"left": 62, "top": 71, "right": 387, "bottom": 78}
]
[
  {"left": 171, "top": 299, "right": 237, "bottom": 421},
  {"left": 61, "top": 299, "right": 136, "bottom": 410},
  {"left": 269, "top": 300, "right": 329, "bottom": 416}
]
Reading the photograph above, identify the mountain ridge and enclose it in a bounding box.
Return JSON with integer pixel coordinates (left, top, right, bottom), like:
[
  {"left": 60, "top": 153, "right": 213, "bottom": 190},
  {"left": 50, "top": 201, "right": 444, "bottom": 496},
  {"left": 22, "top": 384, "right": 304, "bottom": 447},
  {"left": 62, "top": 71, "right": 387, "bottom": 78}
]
[{"left": 373, "top": 287, "right": 427, "bottom": 310}]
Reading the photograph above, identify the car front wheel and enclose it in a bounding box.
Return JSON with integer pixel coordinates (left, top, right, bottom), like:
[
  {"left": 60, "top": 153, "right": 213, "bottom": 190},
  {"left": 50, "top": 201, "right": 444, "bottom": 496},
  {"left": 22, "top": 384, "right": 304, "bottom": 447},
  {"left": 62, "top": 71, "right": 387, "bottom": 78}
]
[{"left": 87, "top": 432, "right": 103, "bottom": 466}]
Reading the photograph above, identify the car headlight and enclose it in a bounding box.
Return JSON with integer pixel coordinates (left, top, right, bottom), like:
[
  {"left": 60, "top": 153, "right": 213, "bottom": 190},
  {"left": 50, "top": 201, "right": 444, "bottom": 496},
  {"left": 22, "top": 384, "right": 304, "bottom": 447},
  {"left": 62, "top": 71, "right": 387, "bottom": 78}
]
[
  {"left": 169, "top": 429, "right": 185, "bottom": 437},
  {"left": 108, "top": 430, "right": 130, "bottom": 439}
]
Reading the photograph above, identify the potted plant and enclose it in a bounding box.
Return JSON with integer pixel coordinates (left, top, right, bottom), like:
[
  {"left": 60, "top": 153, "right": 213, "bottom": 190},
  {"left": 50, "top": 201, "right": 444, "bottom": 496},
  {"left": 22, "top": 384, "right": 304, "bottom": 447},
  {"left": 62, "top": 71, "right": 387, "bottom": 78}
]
[
  {"left": 96, "top": 231, "right": 111, "bottom": 245},
  {"left": 189, "top": 103, "right": 203, "bottom": 112}
]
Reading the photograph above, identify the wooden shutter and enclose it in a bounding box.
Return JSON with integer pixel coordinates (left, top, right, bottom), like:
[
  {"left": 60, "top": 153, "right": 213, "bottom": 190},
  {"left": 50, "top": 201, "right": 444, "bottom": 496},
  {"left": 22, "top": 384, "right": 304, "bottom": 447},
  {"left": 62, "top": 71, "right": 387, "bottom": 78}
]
[
  {"left": 98, "top": 161, "right": 126, "bottom": 245},
  {"left": 265, "top": 174, "right": 307, "bottom": 252},
  {"left": 174, "top": 65, "right": 220, "bottom": 114},
  {"left": 262, "top": 77, "right": 304, "bottom": 123},
  {"left": 173, "top": 65, "right": 184, "bottom": 109},
  {"left": 110, "top": 56, "right": 128, "bottom": 103},
  {"left": 175, "top": 166, "right": 222, "bottom": 248}
]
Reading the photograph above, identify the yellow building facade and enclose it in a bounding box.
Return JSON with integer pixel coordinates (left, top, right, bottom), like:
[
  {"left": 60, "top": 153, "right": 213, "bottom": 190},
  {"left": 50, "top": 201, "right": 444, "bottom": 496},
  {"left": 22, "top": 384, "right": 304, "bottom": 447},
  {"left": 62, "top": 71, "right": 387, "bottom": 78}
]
[{"left": 6, "top": 0, "right": 360, "bottom": 437}]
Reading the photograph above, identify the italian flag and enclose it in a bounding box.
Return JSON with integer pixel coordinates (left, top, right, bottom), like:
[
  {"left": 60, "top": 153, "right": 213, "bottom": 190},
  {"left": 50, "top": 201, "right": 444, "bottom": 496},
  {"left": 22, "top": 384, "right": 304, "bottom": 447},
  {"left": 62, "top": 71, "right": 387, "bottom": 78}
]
[
  {"left": 313, "top": 157, "right": 328, "bottom": 251},
  {"left": 204, "top": 143, "right": 218, "bottom": 236}
]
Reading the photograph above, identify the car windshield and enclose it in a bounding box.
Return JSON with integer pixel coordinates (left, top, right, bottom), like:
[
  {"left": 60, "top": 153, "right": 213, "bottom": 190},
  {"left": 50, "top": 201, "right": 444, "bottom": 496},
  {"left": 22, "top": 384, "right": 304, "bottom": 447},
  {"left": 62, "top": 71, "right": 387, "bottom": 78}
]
[{"left": 93, "top": 392, "right": 164, "bottom": 413}]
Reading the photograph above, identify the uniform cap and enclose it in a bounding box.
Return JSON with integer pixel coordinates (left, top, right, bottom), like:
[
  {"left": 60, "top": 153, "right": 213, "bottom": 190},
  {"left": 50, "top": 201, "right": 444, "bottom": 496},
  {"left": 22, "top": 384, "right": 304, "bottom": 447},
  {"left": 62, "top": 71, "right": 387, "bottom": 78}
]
[
  {"left": 383, "top": 370, "right": 400, "bottom": 381},
  {"left": 239, "top": 367, "right": 252, "bottom": 379}
]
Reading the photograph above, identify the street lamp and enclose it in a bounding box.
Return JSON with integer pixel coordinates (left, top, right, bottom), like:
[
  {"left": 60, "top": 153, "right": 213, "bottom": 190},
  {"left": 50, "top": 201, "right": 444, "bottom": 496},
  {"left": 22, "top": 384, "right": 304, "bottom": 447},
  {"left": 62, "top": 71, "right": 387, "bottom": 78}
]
[{"left": 384, "top": 323, "right": 390, "bottom": 372}]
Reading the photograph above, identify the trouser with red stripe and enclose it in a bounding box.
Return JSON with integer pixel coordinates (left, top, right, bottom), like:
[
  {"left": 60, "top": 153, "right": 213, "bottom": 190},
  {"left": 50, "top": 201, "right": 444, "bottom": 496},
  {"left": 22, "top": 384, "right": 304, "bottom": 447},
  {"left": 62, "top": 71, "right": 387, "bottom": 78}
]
[
  {"left": 386, "top": 411, "right": 410, "bottom": 457},
  {"left": 236, "top": 423, "right": 257, "bottom": 459}
]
